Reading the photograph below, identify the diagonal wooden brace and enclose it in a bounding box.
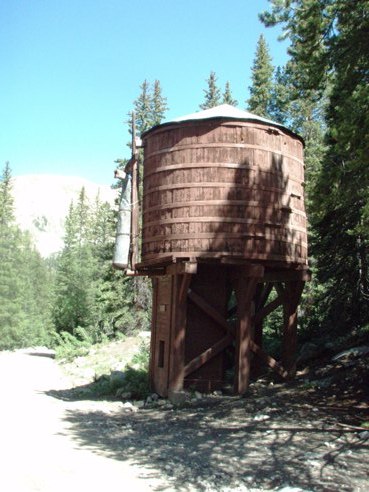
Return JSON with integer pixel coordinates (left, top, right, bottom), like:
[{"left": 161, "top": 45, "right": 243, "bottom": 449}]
[
  {"left": 250, "top": 340, "right": 288, "bottom": 379},
  {"left": 184, "top": 334, "right": 234, "bottom": 377},
  {"left": 188, "top": 289, "right": 232, "bottom": 335}
]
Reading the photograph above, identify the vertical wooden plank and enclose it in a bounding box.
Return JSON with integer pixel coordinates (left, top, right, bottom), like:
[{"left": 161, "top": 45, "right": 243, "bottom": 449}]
[
  {"left": 252, "top": 282, "right": 272, "bottom": 376},
  {"left": 149, "top": 277, "right": 159, "bottom": 392},
  {"left": 253, "top": 319, "right": 263, "bottom": 376},
  {"left": 281, "top": 280, "right": 305, "bottom": 377},
  {"left": 168, "top": 274, "right": 192, "bottom": 393},
  {"left": 232, "top": 266, "right": 263, "bottom": 394},
  {"left": 149, "top": 276, "right": 173, "bottom": 397}
]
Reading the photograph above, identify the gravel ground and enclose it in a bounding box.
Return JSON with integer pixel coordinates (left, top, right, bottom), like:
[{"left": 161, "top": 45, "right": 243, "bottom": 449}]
[{"left": 1, "top": 341, "right": 368, "bottom": 492}]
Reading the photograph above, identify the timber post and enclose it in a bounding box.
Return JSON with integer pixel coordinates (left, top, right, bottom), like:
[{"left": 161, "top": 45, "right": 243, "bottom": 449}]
[
  {"left": 232, "top": 265, "right": 264, "bottom": 394},
  {"left": 281, "top": 280, "right": 306, "bottom": 377},
  {"left": 168, "top": 273, "right": 193, "bottom": 393}
]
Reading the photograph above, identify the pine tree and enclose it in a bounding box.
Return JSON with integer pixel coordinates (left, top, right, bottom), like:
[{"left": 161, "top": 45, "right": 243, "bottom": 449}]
[
  {"left": 0, "top": 163, "right": 55, "bottom": 349},
  {"left": 128, "top": 79, "right": 168, "bottom": 144},
  {"left": 133, "top": 79, "right": 153, "bottom": 135},
  {"left": 260, "top": 0, "right": 369, "bottom": 331},
  {"left": 116, "top": 80, "right": 170, "bottom": 333},
  {"left": 268, "top": 66, "right": 289, "bottom": 125},
  {"left": 150, "top": 80, "right": 169, "bottom": 126},
  {"left": 0, "top": 162, "right": 15, "bottom": 228},
  {"left": 200, "top": 71, "right": 221, "bottom": 109},
  {"left": 51, "top": 185, "right": 146, "bottom": 339},
  {"left": 53, "top": 189, "right": 98, "bottom": 333},
  {"left": 222, "top": 81, "right": 238, "bottom": 106},
  {"left": 247, "top": 34, "right": 274, "bottom": 117}
]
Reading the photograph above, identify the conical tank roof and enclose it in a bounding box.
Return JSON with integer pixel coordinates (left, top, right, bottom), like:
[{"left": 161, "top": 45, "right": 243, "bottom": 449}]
[
  {"left": 171, "top": 104, "right": 276, "bottom": 125},
  {"left": 142, "top": 104, "right": 302, "bottom": 142}
]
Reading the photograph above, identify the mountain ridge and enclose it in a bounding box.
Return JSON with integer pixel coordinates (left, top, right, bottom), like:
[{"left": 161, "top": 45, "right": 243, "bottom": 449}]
[{"left": 12, "top": 174, "right": 118, "bottom": 257}]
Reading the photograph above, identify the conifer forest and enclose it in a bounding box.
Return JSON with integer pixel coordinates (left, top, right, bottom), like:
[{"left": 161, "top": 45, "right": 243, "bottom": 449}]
[{"left": 1, "top": 0, "right": 368, "bottom": 353}]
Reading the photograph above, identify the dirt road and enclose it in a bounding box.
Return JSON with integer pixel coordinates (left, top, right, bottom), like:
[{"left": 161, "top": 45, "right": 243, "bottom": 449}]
[
  {"left": 0, "top": 349, "right": 368, "bottom": 491},
  {"left": 0, "top": 350, "right": 165, "bottom": 492}
]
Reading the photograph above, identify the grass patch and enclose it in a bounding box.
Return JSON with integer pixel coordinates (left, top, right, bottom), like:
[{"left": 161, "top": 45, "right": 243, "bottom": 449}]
[{"left": 67, "top": 338, "right": 151, "bottom": 401}]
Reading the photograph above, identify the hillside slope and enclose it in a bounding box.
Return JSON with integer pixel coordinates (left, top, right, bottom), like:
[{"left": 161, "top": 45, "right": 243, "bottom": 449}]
[{"left": 12, "top": 174, "right": 118, "bottom": 257}]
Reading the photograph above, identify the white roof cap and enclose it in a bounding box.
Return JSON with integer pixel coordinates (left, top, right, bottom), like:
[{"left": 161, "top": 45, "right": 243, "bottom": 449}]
[
  {"left": 142, "top": 104, "right": 302, "bottom": 142},
  {"left": 170, "top": 104, "right": 278, "bottom": 126}
]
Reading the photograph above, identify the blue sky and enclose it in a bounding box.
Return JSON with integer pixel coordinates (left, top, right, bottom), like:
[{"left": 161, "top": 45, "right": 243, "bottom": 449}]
[{"left": 1, "top": 0, "right": 289, "bottom": 185}]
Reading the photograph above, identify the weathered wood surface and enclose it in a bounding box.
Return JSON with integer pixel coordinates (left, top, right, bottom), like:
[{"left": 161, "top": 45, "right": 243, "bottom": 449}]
[
  {"left": 149, "top": 276, "right": 173, "bottom": 396},
  {"left": 141, "top": 119, "right": 307, "bottom": 267},
  {"left": 281, "top": 280, "right": 305, "bottom": 377},
  {"left": 168, "top": 274, "right": 192, "bottom": 393},
  {"left": 150, "top": 266, "right": 307, "bottom": 396}
]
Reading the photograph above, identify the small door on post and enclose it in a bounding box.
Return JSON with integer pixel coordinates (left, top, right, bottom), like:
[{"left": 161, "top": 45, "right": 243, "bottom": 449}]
[{"left": 150, "top": 276, "right": 173, "bottom": 396}]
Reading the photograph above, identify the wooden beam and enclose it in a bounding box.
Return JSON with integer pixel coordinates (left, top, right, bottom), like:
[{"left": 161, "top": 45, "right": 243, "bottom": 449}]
[
  {"left": 166, "top": 261, "right": 197, "bottom": 276},
  {"left": 149, "top": 278, "right": 159, "bottom": 391},
  {"left": 135, "top": 255, "right": 176, "bottom": 269},
  {"left": 221, "top": 260, "right": 264, "bottom": 278},
  {"left": 234, "top": 277, "right": 258, "bottom": 394},
  {"left": 253, "top": 294, "right": 284, "bottom": 325},
  {"left": 275, "top": 282, "right": 286, "bottom": 297},
  {"left": 252, "top": 283, "right": 273, "bottom": 377},
  {"left": 232, "top": 265, "right": 264, "bottom": 394},
  {"left": 184, "top": 334, "right": 233, "bottom": 377},
  {"left": 125, "top": 268, "right": 166, "bottom": 277},
  {"left": 142, "top": 251, "right": 307, "bottom": 265},
  {"left": 168, "top": 275, "right": 188, "bottom": 392},
  {"left": 188, "top": 289, "right": 231, "bottom": 334},
  {"left": 250, "top": 340, "right": 288, "bottom": 379},
  {"left": 179, "top": 274, "right": 193, "bottom": 305},
  {"left": 263, "top": 269, "right": 311, "bottom": 283},
  {"left": 255, "top": 283, "right": 273, "bottom": 311},
  {"left": 281, "top": 280, "right": 305, "bottom": 377},
  {"left": 253, "top": 319, "right": 263, "bottom": 377}
]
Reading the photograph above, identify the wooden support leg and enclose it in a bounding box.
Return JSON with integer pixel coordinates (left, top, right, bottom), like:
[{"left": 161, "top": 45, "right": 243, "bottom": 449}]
[
  {"left": 281, "top": 280, "right": 305, "bottom": 377},
  {"left": 252, "top": 283, "right": 270, "bottom": 377},
  {"left": 149, "top": 277, "right": 159, "bottom": 392},
  {"left": 232, "top": 265, "right": 264, "bottom": 394},
  {"left": 168, "top": 273, "right": 192, "bottom": 393},
  {"left": 253, "top": 318, "right": 263, "bottom": 377}
]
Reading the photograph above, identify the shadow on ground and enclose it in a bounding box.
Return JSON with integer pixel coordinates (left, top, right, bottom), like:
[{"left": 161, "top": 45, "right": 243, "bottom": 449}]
[
  {"left": 46, "top": 365, "right": 369, "bottom": 492},
  {"left": 47, "top": 381, "right": 116, "bottom": 401}
]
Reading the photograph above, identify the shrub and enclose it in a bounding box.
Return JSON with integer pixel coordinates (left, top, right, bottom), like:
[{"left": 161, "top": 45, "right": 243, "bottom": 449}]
[
  {"left": 53, "top": 327, "right": 93, "bottom": 360},
  {"left": 118, "top": 365, "right": 150, "bottom": 400}
]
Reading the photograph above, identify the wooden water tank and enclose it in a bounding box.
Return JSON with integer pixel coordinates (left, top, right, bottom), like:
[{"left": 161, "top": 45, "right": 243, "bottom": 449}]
[{"left": 141, "top": 105, "right": 307, "bottom": 267}]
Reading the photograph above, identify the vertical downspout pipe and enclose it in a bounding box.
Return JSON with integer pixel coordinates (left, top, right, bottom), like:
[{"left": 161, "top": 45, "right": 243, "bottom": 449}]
[{"left": 113, "top": 170, "right": 132, "bottom": 270}]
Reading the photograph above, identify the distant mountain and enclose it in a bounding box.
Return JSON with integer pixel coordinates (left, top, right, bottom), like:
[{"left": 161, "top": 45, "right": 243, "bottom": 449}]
[{"left": 12, "top": 175, "right": 118, "bottom": 257}]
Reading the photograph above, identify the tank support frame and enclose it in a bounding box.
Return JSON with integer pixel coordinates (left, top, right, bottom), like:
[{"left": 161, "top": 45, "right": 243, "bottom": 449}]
[{"left": 148, "top": 259, "right": 310, "bottom": 397}]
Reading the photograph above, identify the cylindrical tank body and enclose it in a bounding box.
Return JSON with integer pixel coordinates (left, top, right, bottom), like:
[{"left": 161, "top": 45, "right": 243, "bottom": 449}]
[{"left": 141, "top": 106, "right": 307, "bottom": 267}]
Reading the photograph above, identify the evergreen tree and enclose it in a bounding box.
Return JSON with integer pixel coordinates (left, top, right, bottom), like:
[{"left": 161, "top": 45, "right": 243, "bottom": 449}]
[
  {"left": 0, "top": 162, "right": 15, "bottom": 227},
  {"left": 247, "top": 34, "right": 274, "bottom": 117},
  {"left": 222, "top": 81, "right": 238, "bottom": 106},
  {"left": 200, "top": 71, "right": 221, "bottom": 109},
  {"left": 150, "top": 80, "right": 169, "bottom": 126},
  {"left": 0, "top": 163, "right": 54, "bottom": 349},
  {"left": 268, "top": 66, "right": 289, "bottom": 125},
  {"left": 133, "top": 79, "right": 153, "bottom": 135},
  {"left": 261, "top": 0, "right": 369, "bottom": 331},
  {"left": 50, "top": 185, "right": 149, "bottom": 339},
  {"left": 53, "top": 189, "right": 98, "bottom": 333},
  {"left": 128, "top": 79, "right": 168, "bottom": 143}
]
